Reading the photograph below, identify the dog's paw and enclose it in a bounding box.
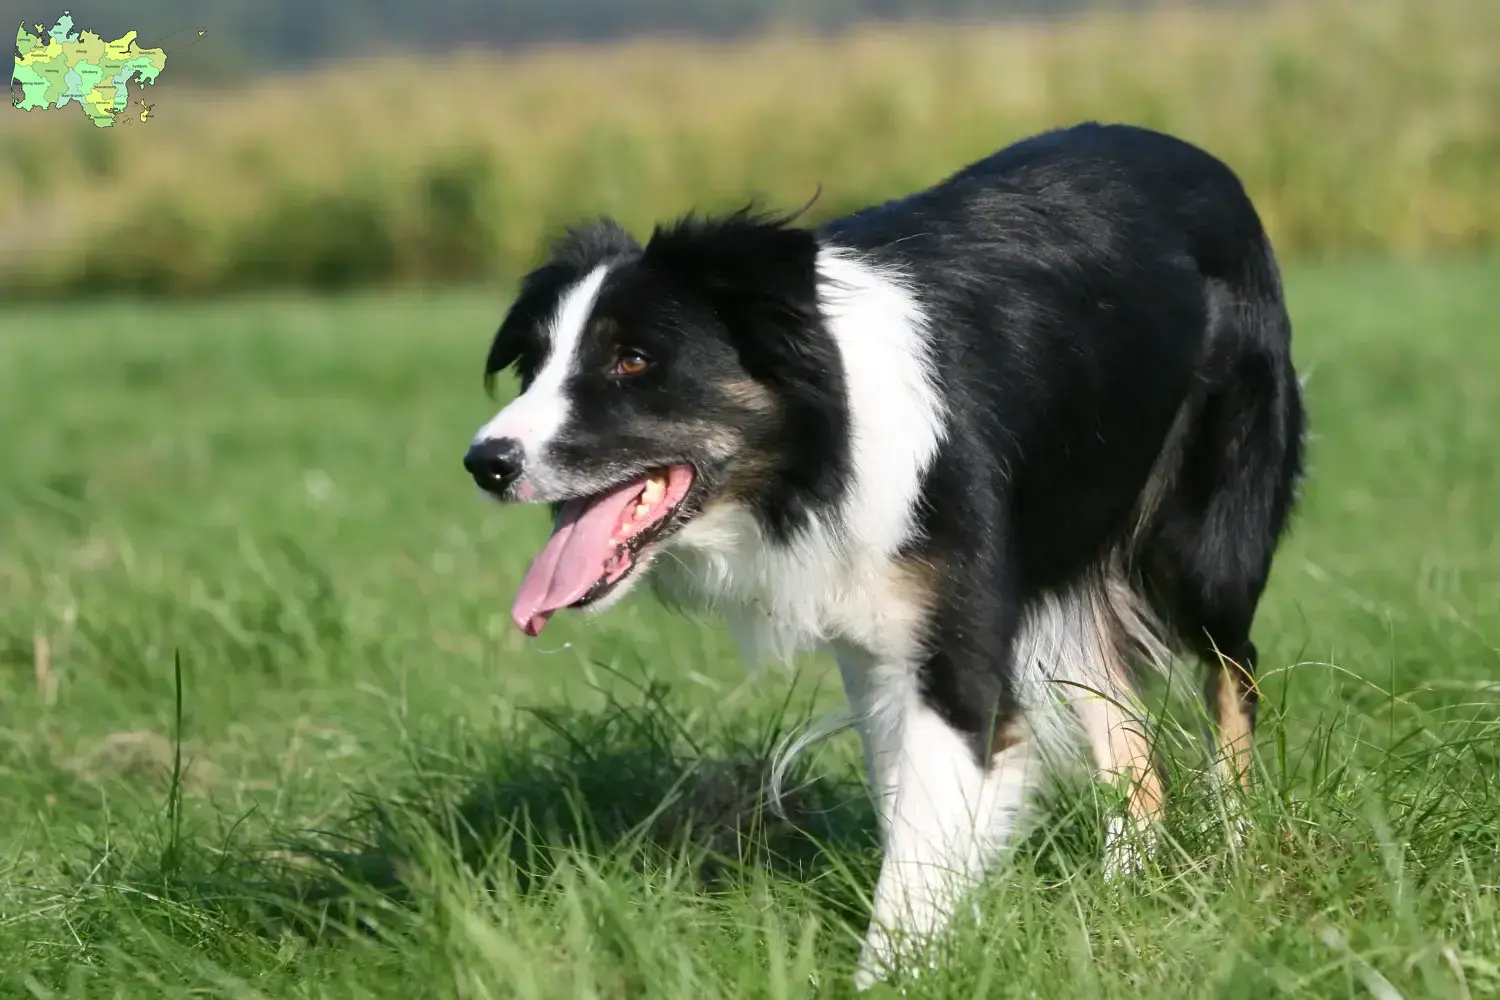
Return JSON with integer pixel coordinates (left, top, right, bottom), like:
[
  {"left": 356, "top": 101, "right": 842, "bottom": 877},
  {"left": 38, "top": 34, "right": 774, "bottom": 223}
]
[
  {"left": 1101, "top": 815, "right": 1156, "bottom": 880},
  {"left": 1206, "top": 767, "right": 1255, "bottom": 850},
  {"left": 854, "top": 933, "right": 898, "bottom": 992},
  {"left": 853, "top": 956, "right": 938, "bottom": 994},
  {"left": 854, "top": 934, "right": 942, "bottom": 993},
  {"left": 853, "top": 962, "right": 885, "bottom": 992}
]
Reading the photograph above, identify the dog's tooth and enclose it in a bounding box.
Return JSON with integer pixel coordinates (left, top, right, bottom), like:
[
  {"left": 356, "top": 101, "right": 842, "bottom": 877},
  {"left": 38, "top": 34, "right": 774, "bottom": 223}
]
[{"left": 641, "top": 477, "right": 665, "bottom": 505}]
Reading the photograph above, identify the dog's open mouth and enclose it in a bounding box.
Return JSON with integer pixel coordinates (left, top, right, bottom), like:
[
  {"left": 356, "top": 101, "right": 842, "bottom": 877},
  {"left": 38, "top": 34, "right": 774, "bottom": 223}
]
[{"left": 510, "top": 464, "right": 695, "bottom": 636}]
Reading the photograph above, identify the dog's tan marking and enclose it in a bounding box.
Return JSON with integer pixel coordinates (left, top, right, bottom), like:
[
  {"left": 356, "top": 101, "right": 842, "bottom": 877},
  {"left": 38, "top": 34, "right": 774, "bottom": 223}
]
[
  {"left": 1070, "top": 585, "right": 1166, "bottom": 831},
  {"left": 1075, "top": 689, "right": 1164, "bottom": 826},
  {"left": 1211, "top": 654, "right": 1256, "bottom": 787},
  {"left": 719, "top": 377, "right": 776, "bottom": 413},
  {"left": 714, "top": 450, "right": 778, "bottom": 506},
  {"left": 822, "top": 554, "right": 946, "bottom": 668},
  {"left": 990, "top": 715, "right": 1025, "bottom": 758},
  {"left": 889, "top": 556, "right": 940, "bottom": 616}
]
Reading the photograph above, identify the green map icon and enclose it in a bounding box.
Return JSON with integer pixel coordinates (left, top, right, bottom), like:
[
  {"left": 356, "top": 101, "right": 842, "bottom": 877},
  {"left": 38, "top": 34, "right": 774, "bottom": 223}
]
[{"left": 12, "top": 10, "right": 168, "bottom": 127}]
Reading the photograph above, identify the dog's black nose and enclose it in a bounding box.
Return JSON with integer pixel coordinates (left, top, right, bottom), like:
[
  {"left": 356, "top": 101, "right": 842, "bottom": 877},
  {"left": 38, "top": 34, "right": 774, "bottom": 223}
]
[{"left": 465, "top": 437, "right": 524, "bottom": 495}]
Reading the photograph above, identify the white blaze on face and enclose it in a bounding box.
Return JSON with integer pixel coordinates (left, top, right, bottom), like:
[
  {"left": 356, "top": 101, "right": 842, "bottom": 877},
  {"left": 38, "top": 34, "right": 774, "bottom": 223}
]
[{"left": 471, "top": 264, "right": 612, "bottom": 463}]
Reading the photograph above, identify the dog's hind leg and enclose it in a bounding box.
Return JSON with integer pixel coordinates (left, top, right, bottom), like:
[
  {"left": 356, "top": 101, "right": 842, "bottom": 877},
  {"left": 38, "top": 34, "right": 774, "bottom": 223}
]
[
  {"left": 1071, "top": 680, "right": 1163, "bottom": 875},
  {"left": 836, "top": 644, "right": 1040, "bottom": 990},
  {"left": 1145, "top": 267, "right": 1305, "bottom": 789},
  {"left": 1027, "top": 576, "right": 1167, "bottom": 876}
]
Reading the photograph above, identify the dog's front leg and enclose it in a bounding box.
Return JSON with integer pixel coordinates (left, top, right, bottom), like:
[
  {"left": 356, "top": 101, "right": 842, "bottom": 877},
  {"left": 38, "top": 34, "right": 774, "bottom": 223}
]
[{"left": 836, "top": 644, "right": 1038, "bottom": 990}]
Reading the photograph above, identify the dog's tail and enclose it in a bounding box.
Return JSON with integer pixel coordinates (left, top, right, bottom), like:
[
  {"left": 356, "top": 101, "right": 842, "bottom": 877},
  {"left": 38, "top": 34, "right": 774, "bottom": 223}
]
[{"left": 766, "top": 711, "right": 854, "bottom": 819}]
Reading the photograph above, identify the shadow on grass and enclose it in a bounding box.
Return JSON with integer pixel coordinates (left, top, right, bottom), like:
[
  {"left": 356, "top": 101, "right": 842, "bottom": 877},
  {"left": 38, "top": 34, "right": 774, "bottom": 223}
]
[
  {"left": 46, "top": 665, "right": 1186, "bottom": 963},
  {"left": 73, "top": 671, "right": 886, "bottom": 950},
  {"left": 80, "top": 654, "right": 1500, "bottom": 970},
  {"left": 300, "top": 678, "right": 878, "bottom": 902}
]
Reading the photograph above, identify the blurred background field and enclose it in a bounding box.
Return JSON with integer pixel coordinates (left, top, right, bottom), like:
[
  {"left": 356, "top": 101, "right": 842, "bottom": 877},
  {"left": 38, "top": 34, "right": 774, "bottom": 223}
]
[
  {"left": 1, "top": 0, "right": 1498, "bottom": 296},
  {"left": 3, "top": 0, "right": 1500, "bottom": 995}
]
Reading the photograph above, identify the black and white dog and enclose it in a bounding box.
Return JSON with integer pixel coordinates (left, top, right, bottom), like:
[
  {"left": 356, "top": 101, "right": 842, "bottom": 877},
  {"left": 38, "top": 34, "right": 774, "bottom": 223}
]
[{"left": 464, "top": 122, "right": 1304, "bottom": 987}]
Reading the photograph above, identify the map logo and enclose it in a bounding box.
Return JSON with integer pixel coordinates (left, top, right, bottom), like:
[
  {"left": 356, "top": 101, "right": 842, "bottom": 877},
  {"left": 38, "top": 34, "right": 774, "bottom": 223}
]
[{"left": 11, "top": 10, "right": 180, "bottom": 127}]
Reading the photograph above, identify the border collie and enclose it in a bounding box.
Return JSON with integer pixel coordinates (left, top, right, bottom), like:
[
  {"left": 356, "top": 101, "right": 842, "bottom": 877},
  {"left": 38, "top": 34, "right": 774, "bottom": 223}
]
[{"left": 464, "top": 122, "right": 1305, "bottom": 987}]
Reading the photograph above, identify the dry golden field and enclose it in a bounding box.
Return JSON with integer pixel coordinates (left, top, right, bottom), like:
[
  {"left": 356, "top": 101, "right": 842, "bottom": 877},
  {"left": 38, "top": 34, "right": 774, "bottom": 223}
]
[{"left": 1, "top": 0, "right": 1495, "bottom": 294}]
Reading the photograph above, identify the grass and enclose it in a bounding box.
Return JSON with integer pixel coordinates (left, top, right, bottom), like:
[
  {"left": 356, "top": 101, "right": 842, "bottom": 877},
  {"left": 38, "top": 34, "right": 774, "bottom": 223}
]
[
  {"left": 2, "top": 0, "right": 1498, "bottom": 296},
  {"left": 1, "top": 257, "right": 1499, "bottom": 997}
]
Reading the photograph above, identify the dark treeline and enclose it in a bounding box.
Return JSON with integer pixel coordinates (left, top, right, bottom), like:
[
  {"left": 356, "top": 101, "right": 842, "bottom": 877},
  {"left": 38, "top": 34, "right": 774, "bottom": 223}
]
[{"left": 3, "top": 0, "right": 1229, "bottom": 78}]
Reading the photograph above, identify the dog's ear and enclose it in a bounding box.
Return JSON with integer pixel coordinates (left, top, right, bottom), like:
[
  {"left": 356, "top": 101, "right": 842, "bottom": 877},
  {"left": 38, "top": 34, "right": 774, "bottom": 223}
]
[
  {"left": 642, "top": 209, "right": 831, "bottom": 382},
  {"left": 485, "top": 219, "right": 641, "bottom": 394},
  {"left": 644, "top": 208, "right": 850, "bottom": 535},
  {"left": 485, "top": 260, "right": 576, "bottom": 393}
]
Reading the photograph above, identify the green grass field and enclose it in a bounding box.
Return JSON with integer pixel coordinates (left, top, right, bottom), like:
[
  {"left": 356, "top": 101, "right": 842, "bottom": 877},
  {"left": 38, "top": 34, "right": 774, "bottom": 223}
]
[{"left": 2, "top": 259, "right": 1498, "bottom": 997}]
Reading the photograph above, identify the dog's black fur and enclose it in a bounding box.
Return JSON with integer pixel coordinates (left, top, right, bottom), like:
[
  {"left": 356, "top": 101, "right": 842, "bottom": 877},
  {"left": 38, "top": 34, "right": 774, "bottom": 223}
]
[{"left": 817, "top": 122, "right": 1306, "bottom": 752}]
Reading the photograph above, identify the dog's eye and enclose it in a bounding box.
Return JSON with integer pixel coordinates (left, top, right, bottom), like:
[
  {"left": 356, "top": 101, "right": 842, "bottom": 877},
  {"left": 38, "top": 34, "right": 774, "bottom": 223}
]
[{"left": 613, "top": 350, "right": 652, "bottom": 377}]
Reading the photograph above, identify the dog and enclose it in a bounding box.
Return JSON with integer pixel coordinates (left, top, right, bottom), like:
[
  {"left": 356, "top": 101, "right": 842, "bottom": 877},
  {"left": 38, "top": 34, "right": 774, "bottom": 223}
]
[{"left": 463, "top": 121, "right": 1305, "bottom": 987}]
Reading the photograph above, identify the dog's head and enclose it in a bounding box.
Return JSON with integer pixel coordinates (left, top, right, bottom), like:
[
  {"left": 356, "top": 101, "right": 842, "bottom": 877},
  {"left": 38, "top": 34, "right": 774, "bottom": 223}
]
[{"left": 466, "top": 210, "right": 850, "bottom": 636}]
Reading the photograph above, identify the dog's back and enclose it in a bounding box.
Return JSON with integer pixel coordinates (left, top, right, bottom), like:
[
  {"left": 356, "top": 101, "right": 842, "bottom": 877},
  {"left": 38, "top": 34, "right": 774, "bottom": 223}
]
[
  {"left": 821, "top": 121, "right": 1303, "bottom": 669},
  {"left": 953, "top": 122, "right": 1307, "bottom": 768}
]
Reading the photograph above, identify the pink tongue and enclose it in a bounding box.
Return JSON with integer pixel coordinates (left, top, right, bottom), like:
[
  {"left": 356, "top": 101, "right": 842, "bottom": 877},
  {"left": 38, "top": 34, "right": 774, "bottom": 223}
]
[{"left": 510, "top": 478, "right": 647, "bottom": 636}]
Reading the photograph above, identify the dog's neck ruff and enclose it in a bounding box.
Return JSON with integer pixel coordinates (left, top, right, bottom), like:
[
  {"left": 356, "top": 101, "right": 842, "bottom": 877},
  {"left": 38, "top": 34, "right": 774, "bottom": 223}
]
[{"left": 657, "top": 246, "right": 948, "bottom": 664}]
